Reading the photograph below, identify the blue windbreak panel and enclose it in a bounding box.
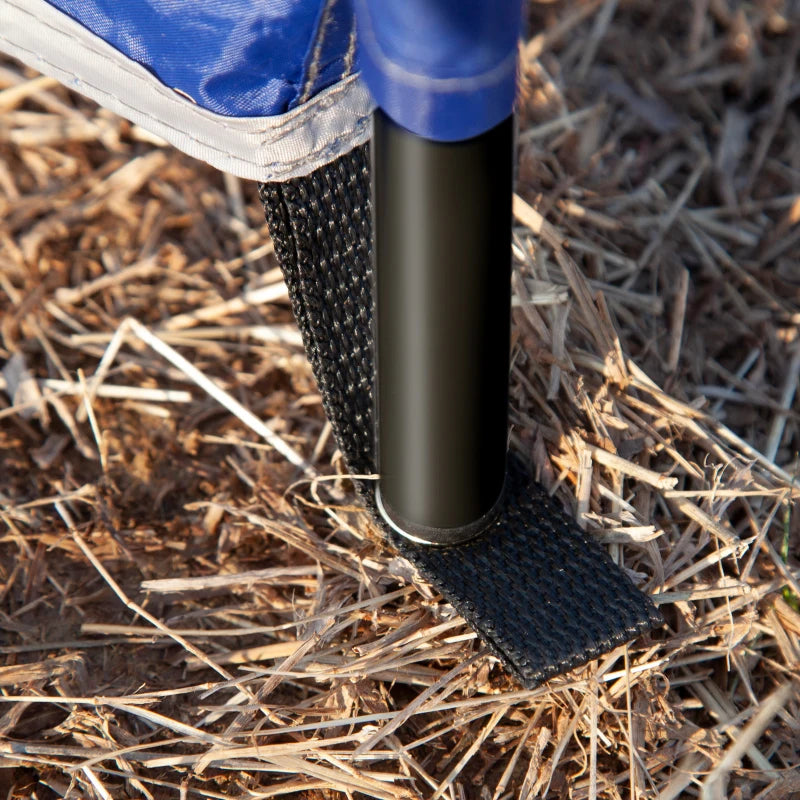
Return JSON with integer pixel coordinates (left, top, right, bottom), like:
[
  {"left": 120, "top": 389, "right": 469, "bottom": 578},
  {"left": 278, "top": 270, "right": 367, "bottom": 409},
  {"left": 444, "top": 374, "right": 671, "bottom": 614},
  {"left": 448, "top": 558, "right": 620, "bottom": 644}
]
[
  {"left": 45, "top": 0, "right": 354, "bottom": 117},
  {"left": 354, "top": 0, "right": 524, "bottom": 141},
  {"left": 42, "top": 0, "right": 520, "bottom": 139}
]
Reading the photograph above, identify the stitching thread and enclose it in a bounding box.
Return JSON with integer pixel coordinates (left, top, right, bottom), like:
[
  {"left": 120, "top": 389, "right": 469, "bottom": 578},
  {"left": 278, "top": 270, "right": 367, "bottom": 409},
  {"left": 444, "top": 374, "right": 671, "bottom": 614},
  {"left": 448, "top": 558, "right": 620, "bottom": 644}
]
[
  {"left": 1, "top": 0, "right": 372, "bottom": 175},
  {"left": 299, "top": 0, "right": 338, "bottom": 105},
  {"left": 343, "top": 20, "right": 358, "bottom": 78}
]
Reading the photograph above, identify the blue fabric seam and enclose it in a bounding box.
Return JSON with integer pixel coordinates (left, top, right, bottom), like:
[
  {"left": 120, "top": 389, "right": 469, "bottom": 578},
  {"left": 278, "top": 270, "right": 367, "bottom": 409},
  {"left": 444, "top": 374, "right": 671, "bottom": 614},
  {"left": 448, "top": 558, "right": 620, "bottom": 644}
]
[
  {"left": 39, "top": 0, "right": 326, "bottom": 117},
  {"left": 4, "top": 1, "right": 360, "bottom": 140},
  {"left": 297, "top": 0, "right": 336, "bottom": 105},
  {"left": 0, "top": 10, "right": 369, "bottom": 169}
]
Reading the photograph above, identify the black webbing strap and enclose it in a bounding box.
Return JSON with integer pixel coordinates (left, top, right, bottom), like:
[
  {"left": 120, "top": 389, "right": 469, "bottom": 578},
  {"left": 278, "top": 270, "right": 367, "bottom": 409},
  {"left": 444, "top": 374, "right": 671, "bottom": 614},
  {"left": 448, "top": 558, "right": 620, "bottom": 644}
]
[{"left": 258, "top": 145, "right": 662, "bottom": 689}]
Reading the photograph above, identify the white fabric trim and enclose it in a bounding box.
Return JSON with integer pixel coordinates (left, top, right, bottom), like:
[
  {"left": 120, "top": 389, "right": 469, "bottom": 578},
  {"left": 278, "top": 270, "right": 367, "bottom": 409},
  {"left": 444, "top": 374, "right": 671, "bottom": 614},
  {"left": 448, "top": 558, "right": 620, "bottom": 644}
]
[{"left": 0, "top": 0, "right": 374, "bottom": 181}]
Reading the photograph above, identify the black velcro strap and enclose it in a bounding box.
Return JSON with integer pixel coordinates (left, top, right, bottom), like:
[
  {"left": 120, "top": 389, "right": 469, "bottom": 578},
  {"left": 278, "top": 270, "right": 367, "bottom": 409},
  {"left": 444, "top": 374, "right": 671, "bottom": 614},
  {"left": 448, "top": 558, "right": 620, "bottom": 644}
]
[{"left": 258, "top": 145, "right": 662, "bottom": 689}]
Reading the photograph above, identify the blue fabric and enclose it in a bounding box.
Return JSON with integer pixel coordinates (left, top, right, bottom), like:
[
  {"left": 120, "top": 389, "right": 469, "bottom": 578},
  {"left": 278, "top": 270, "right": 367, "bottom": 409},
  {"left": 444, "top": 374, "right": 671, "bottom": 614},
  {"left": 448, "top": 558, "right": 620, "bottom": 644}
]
[
  {"left": 354, "top": 0, "right": 524, "bottom": 141},
  {"left": 45, "top": 0, "right": 354, "bottom": 117},
  {"left": 44, "top": 0, "right": 520, "bottom": 140}
]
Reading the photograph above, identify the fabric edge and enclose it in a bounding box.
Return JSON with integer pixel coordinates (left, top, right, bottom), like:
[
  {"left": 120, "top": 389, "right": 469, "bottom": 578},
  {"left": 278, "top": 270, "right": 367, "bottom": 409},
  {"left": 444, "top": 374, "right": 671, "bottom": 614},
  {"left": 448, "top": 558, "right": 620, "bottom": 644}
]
[{"left": 0, "top": 0, "right": 375, "bottom": 181}]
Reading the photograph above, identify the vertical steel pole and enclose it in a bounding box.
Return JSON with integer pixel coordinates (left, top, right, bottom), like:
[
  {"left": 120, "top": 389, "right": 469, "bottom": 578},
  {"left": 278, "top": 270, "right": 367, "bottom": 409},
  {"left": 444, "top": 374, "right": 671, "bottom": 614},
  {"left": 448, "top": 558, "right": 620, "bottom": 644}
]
[{"left": 373, "top": 111, "right": 513, "bottom": 545}]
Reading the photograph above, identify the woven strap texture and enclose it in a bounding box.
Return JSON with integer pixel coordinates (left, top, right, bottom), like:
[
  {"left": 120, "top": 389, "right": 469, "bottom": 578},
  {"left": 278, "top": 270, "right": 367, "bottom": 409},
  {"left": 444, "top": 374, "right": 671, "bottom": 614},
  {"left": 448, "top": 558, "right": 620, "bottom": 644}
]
[{"left": 258, "top": 145, "right": 663, "bottom": 689}]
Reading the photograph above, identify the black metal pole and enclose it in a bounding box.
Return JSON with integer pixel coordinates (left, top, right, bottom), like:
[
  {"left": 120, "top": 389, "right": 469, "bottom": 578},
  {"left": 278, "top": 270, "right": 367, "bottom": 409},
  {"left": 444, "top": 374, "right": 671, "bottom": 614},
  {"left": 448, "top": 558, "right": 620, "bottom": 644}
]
[{"left": 373, "top": 109, "right": 513, "bottom": 545}]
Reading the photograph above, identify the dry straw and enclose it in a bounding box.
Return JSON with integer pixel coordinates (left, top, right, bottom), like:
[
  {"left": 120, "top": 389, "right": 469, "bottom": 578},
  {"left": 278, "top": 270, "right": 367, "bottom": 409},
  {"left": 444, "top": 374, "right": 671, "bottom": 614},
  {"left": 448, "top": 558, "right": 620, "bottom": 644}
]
[{"left": 1, "top": 1, "right": 799, "bottom": 798}]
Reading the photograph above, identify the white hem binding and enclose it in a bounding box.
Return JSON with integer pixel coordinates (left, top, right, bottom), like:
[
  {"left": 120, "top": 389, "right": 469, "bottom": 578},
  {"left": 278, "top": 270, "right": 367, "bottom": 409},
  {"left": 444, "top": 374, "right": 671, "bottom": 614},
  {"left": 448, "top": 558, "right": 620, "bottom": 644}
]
[{"left": 0, "top": 0, "right": 374, "bottom": 181}]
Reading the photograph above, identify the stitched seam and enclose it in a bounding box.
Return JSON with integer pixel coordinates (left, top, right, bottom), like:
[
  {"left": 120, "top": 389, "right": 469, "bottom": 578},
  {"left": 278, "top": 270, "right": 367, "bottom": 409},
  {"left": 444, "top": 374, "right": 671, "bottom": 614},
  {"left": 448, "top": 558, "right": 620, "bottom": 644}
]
[
  {"left": 4, "top": 0, "right": 336, "bottom": 135},
  {"left": 343, "top": 19, "right": 358, "bottom": 77},
  {"left": 0, "top": 28, "right": 370, "bottom": 173},
  {"left": 1, "top": 0, "right": 366, "bottom": 151},
  {"left": 0, "top": 20, "right": 355, "bottom": 142},
  {"left": 299, "top": 0, "right": 337, "bottom": 105}
]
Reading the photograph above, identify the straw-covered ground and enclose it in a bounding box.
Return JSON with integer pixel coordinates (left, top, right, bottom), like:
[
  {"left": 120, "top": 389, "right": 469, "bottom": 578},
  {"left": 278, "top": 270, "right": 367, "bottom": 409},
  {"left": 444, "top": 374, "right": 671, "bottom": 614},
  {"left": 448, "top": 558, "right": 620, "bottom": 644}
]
[{"left": 1, "top": 1, "right": 799, "bottom": 798}]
